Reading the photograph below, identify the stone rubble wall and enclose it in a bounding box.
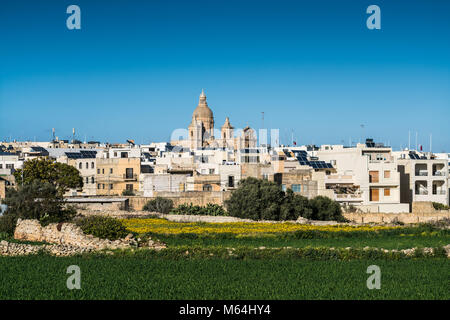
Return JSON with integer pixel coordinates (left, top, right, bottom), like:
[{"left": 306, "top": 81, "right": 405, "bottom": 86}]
[
  {"left": 343, "top": 211, "right": 450, "bottom": 224},
  {"left": 10, "top": 218, "right": 166, "bottom": 254},
  {"left": 14, "top": 219, "right": 136, "bottom": 250},
  {"left": 0, "top": 240, "right": 98, "bottom": 256}
]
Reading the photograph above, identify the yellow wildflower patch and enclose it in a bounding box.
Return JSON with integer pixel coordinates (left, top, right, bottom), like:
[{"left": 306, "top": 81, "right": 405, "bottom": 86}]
[{"left": 121, "top": 218, "right": 399, "bottom": 235}]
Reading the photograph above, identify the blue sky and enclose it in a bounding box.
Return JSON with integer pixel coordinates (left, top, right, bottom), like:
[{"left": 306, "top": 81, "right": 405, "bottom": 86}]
[{"left": 0, "top": 0, "right": 449, "bottom": 151}]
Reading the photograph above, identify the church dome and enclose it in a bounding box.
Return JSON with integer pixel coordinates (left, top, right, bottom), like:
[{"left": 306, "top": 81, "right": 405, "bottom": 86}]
[{"left": 192, "top": 89, "right": 213, "bottom": 121}]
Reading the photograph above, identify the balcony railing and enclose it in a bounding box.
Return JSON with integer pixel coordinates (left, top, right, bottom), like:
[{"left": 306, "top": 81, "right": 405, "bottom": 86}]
[
  {"left": 123, "top": 174, "right": 137, "bottom": 181},
  {"left": 415, "top": 190, "right": 428, "bottom": 195},
  {"left": 415, "top": 171, "right": 428, "bottom": 176},
  {"left": 433, "top": 171, "right": 446, "bottom": 176},
  {"left": 334, "top": 194, "right": 363, "bottom": 201},
  {"left": 433, "top": 190, "right": 446, "bottom": 195}
]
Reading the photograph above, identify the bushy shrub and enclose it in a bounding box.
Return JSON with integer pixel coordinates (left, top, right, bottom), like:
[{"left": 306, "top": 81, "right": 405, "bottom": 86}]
[
  {"left": 225, "top": 178, "right": 346, "bottom": 221},
  {"left": 143, "top": 197, "right": 174, "bottom": 214},
  {"left": 0, "top": 214, "right": 18, "bottom": 236},
  {"left": 224, "top": 177, "right": 286, "bottom": 220},
  {"left": 280, "top": 189, "right": 312, "bottom": 220},
  {"left": 432, "top": 202, "right": 450, "bottom": 210},
  {"left": 122, "top": 189, "right": 135, "bottom": 196},
  {"left": 1, "top": 180, "right": 76, "bottom": 229},
  {"left": 307, "top": 196, "right": 347, "bottom": 222},
  {"left": 170, "top": 203, "right": 227, "bottom": 216},
  {"left": 76, "top": 216, "right": 128, "bottom": 240},
  {"left": 203, "top": 203, "right": 227, "bottom": 216}
]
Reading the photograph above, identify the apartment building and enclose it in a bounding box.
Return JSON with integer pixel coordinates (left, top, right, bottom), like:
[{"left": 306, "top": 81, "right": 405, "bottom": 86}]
[
  {"left": 315, "top": 139, "right": 408, "bottom": 213},
  {"left": 0, "top": 152, "right": 23, "bottom": 175},
  {"left": 96, "top": 157, "right": 141, "bottom": 195},
  {"left": 58, "top": 150, "right": 98, "bottom": 196},
  {"left": 140, "top": 173, "right": 190, "bottom": 197},
  {"left": 394, "top": 150, "right": 449, "bottom": 207}
]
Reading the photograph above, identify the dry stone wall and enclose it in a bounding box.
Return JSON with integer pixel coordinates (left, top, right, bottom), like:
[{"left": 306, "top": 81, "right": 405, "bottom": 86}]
[
  {"left": 11, "top": 219, "right": 165, "bottom": 254},
  {"left": 344, "top": 211, "right": 450, "bottom": 224}
]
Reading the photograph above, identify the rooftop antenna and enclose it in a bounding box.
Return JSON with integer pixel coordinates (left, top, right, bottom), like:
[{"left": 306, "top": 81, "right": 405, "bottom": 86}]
[
  {"left": 360, "top": 124, "right": 365, "bottom": 143},
  {"left": 415, "top": 132, "right": 418, "bottom": 151},
  {"left": 430, "top": 133, "right": 432, "bottom": 153},
  {"left": 408, "top": 130, "right": 411, "bottom": 150},
  {"left": 261, "top": 112, "right": 264, "bottom": 130}
]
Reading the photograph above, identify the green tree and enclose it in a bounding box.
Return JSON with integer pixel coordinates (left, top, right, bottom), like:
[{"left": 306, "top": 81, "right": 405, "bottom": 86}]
[
  {"left": 280, "top": 189, "right": 312, "bottom": 220},
  {"left": 308, "top": 196, "right": 346, "bottom": 222},
  {"left": 14, "top": 158, "right": 83, "bottom": 195},
  {"left": 225, "top": 178, "right": 346, "bottom": 222},
  {"left": 1, "top": 180, "right": 76, "bottom": 227},
  {"left": 143, "top": 197, "right": 174, "bottom": 214},
  {"left": 225, "top": 177, "right": 285, "bottom": 220}
]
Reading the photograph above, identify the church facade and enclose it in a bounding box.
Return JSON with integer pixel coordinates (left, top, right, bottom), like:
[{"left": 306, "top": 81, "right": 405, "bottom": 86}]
[{"left": 173, "top": 90, "right": 257, "bottom": 150}]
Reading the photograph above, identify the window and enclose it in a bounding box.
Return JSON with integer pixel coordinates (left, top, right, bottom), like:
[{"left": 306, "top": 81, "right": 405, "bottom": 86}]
[
  {"left": 384, "top": 188, "right": 390, "bottom": 196},
  {"left": 6, "top": 164, "right": 14, "bottom": 169},
  {"left": 203, "top": 184, "right": 212, "bottom": 191},
  {"left": 126, "top": 184, "right": 133, "bottom": 191},
  {"left": 102, "top": 184, "right": 105, "bottom": 189},
  {"left": 86, "top": 177, "right": 89, "bottom": 184},
  {"left": 125, "top": 168, "right": 133, "bottom": 179},
  {"left": 102, "top": 168, "right": 105, "bottom": 174},
  {"left": 91, "top": 162, "right": 94, "bottom": 169},
  {"left": 79, "top": 163, "right": 82, "bottom": 169},
  {"left": 85, "top": 162, "right": 88, "bottom": 169},
  {"left": 110, "top": 168, "right": 113, "bottom": 174},
  {"left": 209, "top": 168, "right": 215, "bottom": 174},
  {"left": 114, "top": 152, "right": 117, "bottom": 157},
  {"left": 91, "top": 177, "right": 94, "bottom": 184},
  {"left": 369, "top": 171, "right": 379, "bottom": 183},
  {"left": 97, "top": 184, "right": 101, "bottom": 189},
  {"left": 292, "top": 184, "right": 301, "bottom": 192},
  {"left": 384, "top": 170, "right": 390, "bottom": 179},
  {"left": 370, "top": 188, "right": 379, "bottom": 201},
  {"left": 110, "top": 184, "right": 113, "bottom": 190},
  {"left": 281, "top": 184, "right": 287, "bottom": 192},
  {"left": 0, "top": 164, "right": 2, "bottom": 169},
  {"left": 228, "top": 175, "right": 235, "bottom": 188},
  {"left": 121, "top": 152, "right": 128, "bottom": 158},
  {"left": 262, "top": 174, "right": 269, "bottom": 181},
  {"left": 97, "top": 169, "right": 100, "bottom": 174}
]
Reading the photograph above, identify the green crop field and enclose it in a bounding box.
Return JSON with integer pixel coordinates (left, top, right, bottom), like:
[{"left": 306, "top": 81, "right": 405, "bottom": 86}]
[
  {"left": 0, "top": 255, "right": 448, "bottom": 300},
  {"left": 153, "top": 233, "right": 450, "bottom": 250},
  {"left": 1, "top": 220, "right": 448, "bottom": 300}
]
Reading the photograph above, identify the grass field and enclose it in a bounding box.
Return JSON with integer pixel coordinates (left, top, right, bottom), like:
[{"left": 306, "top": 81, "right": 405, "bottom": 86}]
[
  {"left": 0, "top": 255, "right": 448, "bottom": 300},
  {"left": 153, "top": 233, "right": 450, "bottom": 250},
  {"left": 1, "top": 219, "right": 448, "bottom": 300}
]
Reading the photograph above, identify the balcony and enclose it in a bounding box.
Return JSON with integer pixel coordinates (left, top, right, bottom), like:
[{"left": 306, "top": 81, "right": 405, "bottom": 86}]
[
  {"left": 416, "top": 171, "right": 428, "bottom": 177},
  {"left": 433, "top": 171, "right": 446, "bottom": 176},
  {"left": 123, "top": 174, "right": 137, "bottom": 181},
  {"left": 334, "top": 194, "right": 363, "bottom": 202},
  {"left": 325, "top": 174, "right": 354, "bottom": 184},
  {"left": 433, "top": 190, "right": 446, "bottom": 195}
]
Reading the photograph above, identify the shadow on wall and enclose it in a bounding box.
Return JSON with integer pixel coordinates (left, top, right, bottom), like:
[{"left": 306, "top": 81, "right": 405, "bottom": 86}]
[{"left": 398, "top": 165, "right": 412, "bottom": 212}]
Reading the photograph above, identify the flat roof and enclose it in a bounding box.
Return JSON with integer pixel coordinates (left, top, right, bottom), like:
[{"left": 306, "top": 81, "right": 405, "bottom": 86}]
[{"left": 64, "top": 197, "right": 128, "bottom": 203}]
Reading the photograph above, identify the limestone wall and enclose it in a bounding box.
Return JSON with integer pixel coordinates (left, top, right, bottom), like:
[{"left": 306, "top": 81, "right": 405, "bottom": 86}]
[
  {"left": 14, "top": 219, "right": 135, "bottom": 250},
  {"left": 127, "top": 191, "right": 232, "bottom": 210},
  {"left": 344, "top": 211, "right": 450, "bottom": 224}
]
